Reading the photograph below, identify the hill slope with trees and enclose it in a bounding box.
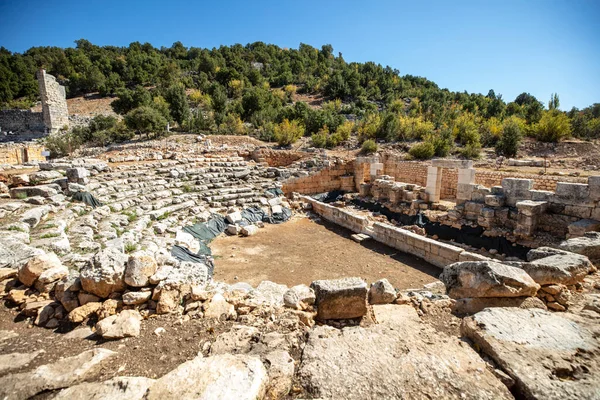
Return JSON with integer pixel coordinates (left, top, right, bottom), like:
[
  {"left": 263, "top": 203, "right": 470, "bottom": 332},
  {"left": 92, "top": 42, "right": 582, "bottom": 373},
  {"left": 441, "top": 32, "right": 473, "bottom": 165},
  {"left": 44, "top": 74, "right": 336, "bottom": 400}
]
[{"left": 1, "top": 40, "right": 599, "bottom": 158}]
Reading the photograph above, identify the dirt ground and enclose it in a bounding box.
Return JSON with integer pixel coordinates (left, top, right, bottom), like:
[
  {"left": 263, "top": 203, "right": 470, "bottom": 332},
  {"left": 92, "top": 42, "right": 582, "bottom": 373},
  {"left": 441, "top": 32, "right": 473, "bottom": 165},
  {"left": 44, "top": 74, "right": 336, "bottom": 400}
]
[{"left": 211, "top": 215, "right": 440, "bottom": 289}]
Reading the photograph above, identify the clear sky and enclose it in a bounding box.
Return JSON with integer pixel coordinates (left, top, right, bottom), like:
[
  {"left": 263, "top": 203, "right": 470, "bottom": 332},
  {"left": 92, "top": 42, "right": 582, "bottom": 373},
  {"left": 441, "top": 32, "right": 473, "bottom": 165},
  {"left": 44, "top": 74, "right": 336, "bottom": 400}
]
[{"left": 1, "top": 0, "right": 599, "bottom": 109}]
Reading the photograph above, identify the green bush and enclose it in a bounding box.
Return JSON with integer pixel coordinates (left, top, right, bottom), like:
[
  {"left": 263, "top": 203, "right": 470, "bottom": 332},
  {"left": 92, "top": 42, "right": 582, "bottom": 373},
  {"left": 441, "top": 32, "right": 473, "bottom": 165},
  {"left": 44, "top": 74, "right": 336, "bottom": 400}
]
[
  {"left": 533, "top": 110, "right": 571, "bottom": 142},
  {"left": 274, "top": 119, "right": 304, "bottom": 146},
  {"left": 408, "top": 141, "right": 435, "bottom": 160},
  {"left": 44, "top": 131, "right": 83, "bottom": 158},
  {"left": 495, "top": 117, "right": 523, "bottom": 157},
  {"left": 460, "top": 142, "right": 482, "bottom": 159},
  {"left": 125, "top": 106, "right": 168, "bottom": 138},
  {"left": 427, "top": 131, "right": 453, "bottom": 157},
  {"left": 311, "top": 129, "right": 328, "bottom": 148},
  {"left": 361, "top": 139, "right": 378, "bottom": 154}
]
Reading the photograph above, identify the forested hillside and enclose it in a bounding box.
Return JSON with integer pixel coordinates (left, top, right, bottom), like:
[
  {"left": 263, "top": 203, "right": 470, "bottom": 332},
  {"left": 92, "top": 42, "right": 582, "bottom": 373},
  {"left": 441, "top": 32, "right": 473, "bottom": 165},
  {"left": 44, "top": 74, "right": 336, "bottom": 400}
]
[{"left": 1, "top": 40, "right": 599, "bottom": 158}]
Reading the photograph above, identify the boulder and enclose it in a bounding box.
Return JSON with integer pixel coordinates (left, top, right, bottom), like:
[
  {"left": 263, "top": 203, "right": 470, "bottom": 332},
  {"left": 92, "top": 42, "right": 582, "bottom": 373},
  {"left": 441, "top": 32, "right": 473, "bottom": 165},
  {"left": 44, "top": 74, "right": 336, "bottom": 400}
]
[
  {"left": 241, "top": 225, "right": 259, "bottom": 236},
  {"left": 69, "top": 301, "right": 103, "bottom": 323},
  {"left": 264, "top": 350, "right": 295, "bottom": 400},
  {"left": 204, "top": 293, "right": 236, "bottom": 320},
  {"left": 53, "top": 376, "right": 155, "bottom": 400},
  {"left": 20, "top": 206, "right": 51, "bottom": 227},
  {"left": 254, "top": 280, "right": 288, "bottom": 307},
  {"left": 0, "top": 238, "right": 45, "bottom": 269},
  {"left": 80, "top": 248, "right": 128, "bottom": 298},
  {"left": 210, "top": 325, "right": 259, "bottom": 355},
  {"left": 122, "top": 291, "right": 152, "bottom": 305},
  {"left": 0, "top": 348, "right": 116, "bottom": 400},
  {"left": 226, "top": 210, "right": 243, "bottom": 224},
  {"left": 462, "top": 308, "right": 600, "bottom": 400},
  {"left": 124, "top": 252, "right": 157, "bottom": 287},
  {"left": 96, "top": 310, "right": 142, "bottom": 339},
  {"left": 283, "top": 284, "right": 316, "bottom": 309},
  {"left": 311, "top": 277, "right": 368, "bottom": 320},
  {"left": 37, "top": 264, "right": 69, "bottom": 285},
  {"left": 145, "top": 353, "right": 268, "bottom": 400},
  {"left": 559, "top": 232, "right": 600, "bottom": 261},
  {"left": 519, "top": 253, "right": 593, "bottom": 285},
  {"left": 369, "top": 278, "right": 397, "bottom": 304},
  {"left": 453, "top": 296, "right": 547, "bottom": 314},
  {"left": 0, "top": 350, "right": 45, "bottom": 375},
  {"left": 298, "top": 305, "right": 512, "bottom": 399},
  {"left": 440, "top": 261, "right": 540, "bottom": 298},
  {"left": 18, "top": 252, "right": 62, "bottom": 287}
]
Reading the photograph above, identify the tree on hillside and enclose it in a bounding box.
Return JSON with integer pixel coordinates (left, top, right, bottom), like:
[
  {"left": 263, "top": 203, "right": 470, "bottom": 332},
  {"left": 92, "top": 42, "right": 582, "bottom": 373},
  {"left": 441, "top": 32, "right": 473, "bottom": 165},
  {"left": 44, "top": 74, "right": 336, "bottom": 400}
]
[
  {"left": 125, "top": 106, "right": 168, "bottom": 138},
  {"left": 549, "top": 93, "right": 560, "bottom": 110},
  {"left": 164, "top": 84, "right": 190, "bottom": 125}
]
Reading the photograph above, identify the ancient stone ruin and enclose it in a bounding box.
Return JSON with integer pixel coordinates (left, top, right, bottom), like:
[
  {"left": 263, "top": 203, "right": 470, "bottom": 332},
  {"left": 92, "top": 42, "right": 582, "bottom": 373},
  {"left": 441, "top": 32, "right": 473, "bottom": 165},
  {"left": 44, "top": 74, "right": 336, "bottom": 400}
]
[
  {"left": 37, "top": 69, "right": 69, "bottom": 133},
  {"left": 0, "top": 138, "right": 599, "bottom": 399}
]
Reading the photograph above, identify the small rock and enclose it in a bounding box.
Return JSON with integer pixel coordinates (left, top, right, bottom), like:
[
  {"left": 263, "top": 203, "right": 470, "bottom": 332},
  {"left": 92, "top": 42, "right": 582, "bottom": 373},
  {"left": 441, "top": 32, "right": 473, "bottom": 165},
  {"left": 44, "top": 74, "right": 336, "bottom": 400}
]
[{"left": 96, "top": 310, "right": 142, "bottom": 339}]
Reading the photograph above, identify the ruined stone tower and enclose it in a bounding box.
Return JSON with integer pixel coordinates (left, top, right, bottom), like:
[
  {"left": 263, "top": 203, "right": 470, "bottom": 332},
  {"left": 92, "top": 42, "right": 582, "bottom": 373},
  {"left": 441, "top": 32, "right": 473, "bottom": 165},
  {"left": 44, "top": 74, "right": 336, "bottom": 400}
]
[{"left": 37, "top": 69, "right": 69, "bottom": 133}]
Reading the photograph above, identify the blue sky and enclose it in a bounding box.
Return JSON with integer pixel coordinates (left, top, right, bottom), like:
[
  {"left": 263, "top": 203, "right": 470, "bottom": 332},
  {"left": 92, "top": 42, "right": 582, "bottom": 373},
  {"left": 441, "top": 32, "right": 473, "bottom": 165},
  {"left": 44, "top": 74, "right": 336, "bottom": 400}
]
[{"left": 1, "top": 0, "right": 599, "bottom": 109}]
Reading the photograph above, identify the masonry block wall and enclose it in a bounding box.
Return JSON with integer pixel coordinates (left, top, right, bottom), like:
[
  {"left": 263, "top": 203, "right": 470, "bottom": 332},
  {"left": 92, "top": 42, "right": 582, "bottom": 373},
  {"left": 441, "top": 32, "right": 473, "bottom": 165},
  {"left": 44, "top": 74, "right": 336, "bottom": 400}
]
[
  {"left": 283, "top": 160, "right": 355, "bottom": 194},
  {"left": 37, "top": 69, "right": 69, "bottom": 133},
  {"left": 380, "top": 155, "right": 586, "bottom": 200},
  {"left": 0, "top": 144, "right": 46, "bottom": 165},
  {"left": 252, "top": 148, "right": 304, "bottom": 167},
  {"left": 0, "top": 110, "right": 45, "bottom": 133}
]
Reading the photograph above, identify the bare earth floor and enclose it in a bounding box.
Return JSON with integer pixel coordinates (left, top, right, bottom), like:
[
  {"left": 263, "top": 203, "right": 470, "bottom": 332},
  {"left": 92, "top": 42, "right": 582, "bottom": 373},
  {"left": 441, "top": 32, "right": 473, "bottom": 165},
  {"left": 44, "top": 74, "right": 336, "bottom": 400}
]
[{"left": 211, "top": 216, "right": 441, "bottom": 289}]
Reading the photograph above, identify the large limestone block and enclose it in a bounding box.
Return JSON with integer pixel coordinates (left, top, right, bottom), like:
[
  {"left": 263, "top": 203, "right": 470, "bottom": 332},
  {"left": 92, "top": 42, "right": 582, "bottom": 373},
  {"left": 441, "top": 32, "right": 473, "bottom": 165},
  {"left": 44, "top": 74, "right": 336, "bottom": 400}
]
[
  {"left": 439, "top": 261, "right": 540, "bottom": 299},
  {"left": 0, "top": 349, "right": 45, "bottom": 375},
  {"left": 520, "top": 253, "right": 593, "bottom": 285},
  {"left": 0, "top": 348, "right": 116, "bottom": 400},
  {"left": 80, "top": 248, "right": 128, "bottom": 298},
  {"left": 145, "top": 353, "right": 268, "bottom": 400},
  {"left": 559, "top": 232, "right": 600, "bottom": 260},
  {"left": 462, "top": 308, "right": 600, "bottom": 400},
  {"left": 18, "top": 252, "right": 62, "bottom": 287},
  {"left": 53, "top": 376, "right": 155, "bottom": 400},
  {"left": 299, "top": 305, "right": 512, "bottom": 400},
  {"left": 124, "top": 252, "right": 157, "bottom": 287},
  {"left": 369, "top": 278, "right": 397, "bottom": 304},
  {"left": 96, "top": 310, "right": 142, "bottom": 339},
  {"left": 311, "top": 277, "right": 368, "bottom": 320}
]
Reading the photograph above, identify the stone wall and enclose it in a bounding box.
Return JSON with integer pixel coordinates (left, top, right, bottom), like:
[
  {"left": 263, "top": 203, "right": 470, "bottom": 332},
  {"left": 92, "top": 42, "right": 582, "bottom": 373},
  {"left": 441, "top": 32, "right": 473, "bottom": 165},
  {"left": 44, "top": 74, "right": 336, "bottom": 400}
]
[
  {"left": 380, "top": 155, "right": 587, "bottom": 200},
  {"left": 0, "top": 110, "right": 45, "bottom": 133},
  {"left": 0, "top": 143, "right": 46, "bottom": 165},
  {"left": 37, "top": 69, "right": 69, "bottom": 133},
  {"left": 282, "top": 160, "right": 355, "bottom": 194},
  {"left": 302, "top": 195, "right": 488, "bottom": 268},
  {"left": 252, "top": 148, "right": 305, "bottom": 167}
]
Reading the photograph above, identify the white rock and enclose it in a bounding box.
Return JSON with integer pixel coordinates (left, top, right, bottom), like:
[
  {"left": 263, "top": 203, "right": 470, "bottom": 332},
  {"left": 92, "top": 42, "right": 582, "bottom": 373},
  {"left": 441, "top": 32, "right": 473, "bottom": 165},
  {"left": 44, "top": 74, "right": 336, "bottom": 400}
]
[
  {"left": 145, "top": 353, "right": 268, "bottom": 400},
  {"left": 53, "top": 376, "right": 155, "bottom": 400},
  {"left": 96, "top": 310, "right": 142, "bottom": 339}
]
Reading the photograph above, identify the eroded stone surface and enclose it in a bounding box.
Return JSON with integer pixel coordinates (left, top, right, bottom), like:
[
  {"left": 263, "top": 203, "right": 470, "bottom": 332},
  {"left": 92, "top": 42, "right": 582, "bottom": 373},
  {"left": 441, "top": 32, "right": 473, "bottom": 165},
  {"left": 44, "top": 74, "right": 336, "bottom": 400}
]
[
  {"left": 145, "top": 353, "right": 268, "bottom": 400},
  {"left": 299, "top": 305, "right": 512, "bottom": 399},
  {"left": 0, "top": 348, "right": 116, "bottom": 400},
  {"left": 53, "top": 376, "right": 155, "bottom": 400},
  {"left": 462, "top": 307, "right": 600, "bottom": 400}
]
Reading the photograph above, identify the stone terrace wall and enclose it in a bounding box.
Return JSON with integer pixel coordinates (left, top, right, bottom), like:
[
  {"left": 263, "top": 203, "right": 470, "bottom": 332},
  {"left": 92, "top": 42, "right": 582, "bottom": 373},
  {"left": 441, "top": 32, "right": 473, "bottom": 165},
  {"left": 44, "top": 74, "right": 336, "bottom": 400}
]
[
  {"left": 303, "top": 195, "right": 488, "bottom": 268},
  {"left": 0, "top": 143, "right": 46, "bottom": 165},
  {"left": 252, "top": 148, "right": 305, "bottom": 167},
  {"left": 38, "top": 69, "right": 69, "bottom": 133},
  {"left": 283, "top": 160, "right": 355, "bottom": 194},
  {"left": 381, "top": 154, "right": 586, "bottom": 200},
  {"left": 0, "top": 110, "right": 45, "bottom": 133}
]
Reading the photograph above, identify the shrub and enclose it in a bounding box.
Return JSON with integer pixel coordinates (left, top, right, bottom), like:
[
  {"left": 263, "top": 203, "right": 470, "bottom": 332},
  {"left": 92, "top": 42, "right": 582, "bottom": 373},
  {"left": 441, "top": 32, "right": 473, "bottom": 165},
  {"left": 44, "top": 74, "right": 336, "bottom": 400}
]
[
  {"left": 533, "top": 110, "right": 571, "bottom": 142},
  {"left": 480, "top": 117, "right": 502, "bottom": 146},
  {"left": 219, "top": 114, "right": 246, "bottom": 135},
  {"left": 274, "top": 119, "right": 304, "bottom": 146},
  {"left": 361, "top": 139, "right": 378, "bottom": 154},
  {"left": 460, "top": 142, "right": 482, "bottom": 159},
  {"left": 427, "top": 130, "right": 453, "bottom": 157},
  {"left": 336, "top": 121, "right": 354, "bottom": 141},
  {"left": 125, "top": 106, "right": 168, "bottom": 138},
  {"left": 408, "top": 141, "right": 435, "bottom": 160},
  {"left": 311, "top": 127, "right": 328, "bottom": 148},
  {"left": 495, "top": 117, "right": 523, "bottom": 157},
  {"left": 357, "top": 113, "right": 381, "bottom": 142},
  {"left": 453, "top": 113, "right": 480, "bottom": 145},
  {"left": 44, "top": 131, "right": 83, "bottom": 158}
]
